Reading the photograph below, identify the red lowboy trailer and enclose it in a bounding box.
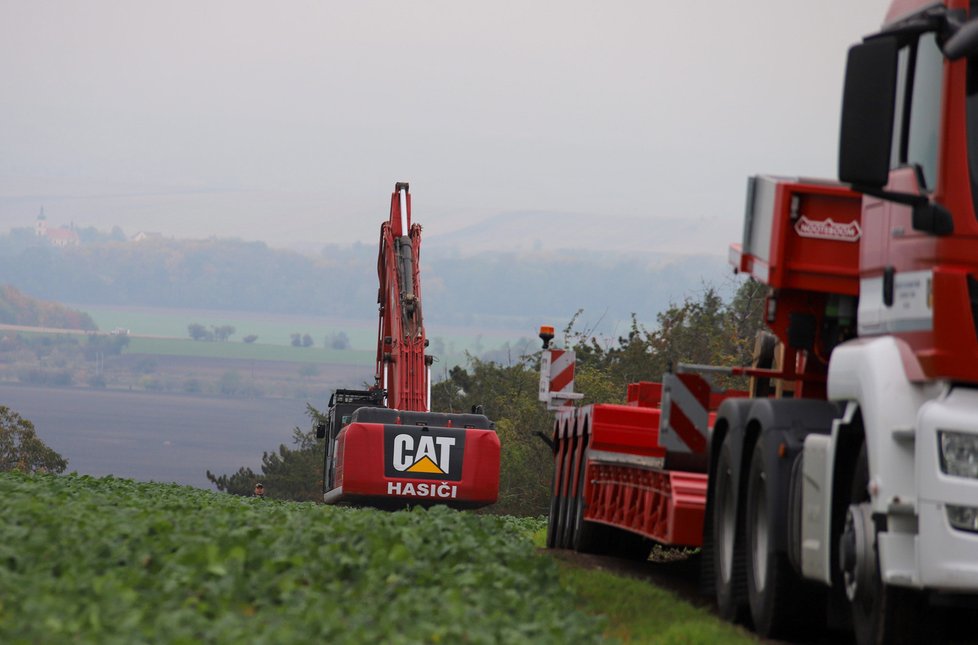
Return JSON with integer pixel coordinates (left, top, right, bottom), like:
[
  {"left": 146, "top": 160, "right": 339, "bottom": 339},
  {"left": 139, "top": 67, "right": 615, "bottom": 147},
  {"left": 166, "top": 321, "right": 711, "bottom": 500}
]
[
  {"left": 542, "top": 3, "right": 978, "bottom": 642},
  {"left": 318, "top": 184, "right": 500, "bottom": 509}
]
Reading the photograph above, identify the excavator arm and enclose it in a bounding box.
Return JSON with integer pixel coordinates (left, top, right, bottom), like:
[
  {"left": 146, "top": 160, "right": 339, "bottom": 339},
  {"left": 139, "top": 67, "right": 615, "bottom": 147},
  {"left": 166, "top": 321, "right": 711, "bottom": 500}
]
[{"left": 375, "top": 183, "right": 429, "bottom": 412}]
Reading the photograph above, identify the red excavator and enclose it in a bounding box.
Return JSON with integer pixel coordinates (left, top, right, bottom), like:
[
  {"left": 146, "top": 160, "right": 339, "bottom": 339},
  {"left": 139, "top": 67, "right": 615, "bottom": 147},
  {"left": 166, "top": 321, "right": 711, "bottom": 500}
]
[{"left": 317, "top": 182, "right": 500, "bottom": 509}]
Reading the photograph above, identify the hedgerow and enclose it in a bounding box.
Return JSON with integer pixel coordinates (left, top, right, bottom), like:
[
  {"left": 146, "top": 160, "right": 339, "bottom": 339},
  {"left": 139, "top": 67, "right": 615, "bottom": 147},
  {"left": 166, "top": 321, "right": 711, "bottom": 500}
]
[{"left": 0, "top": 472, "right": 600, "bottom": 644}]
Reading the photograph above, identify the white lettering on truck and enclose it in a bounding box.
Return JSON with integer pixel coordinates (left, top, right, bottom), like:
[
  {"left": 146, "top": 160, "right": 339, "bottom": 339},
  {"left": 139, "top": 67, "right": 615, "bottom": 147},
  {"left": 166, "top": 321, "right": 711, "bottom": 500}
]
[{"left": 387, "top": 481, "right": 459, "bottom": 498}]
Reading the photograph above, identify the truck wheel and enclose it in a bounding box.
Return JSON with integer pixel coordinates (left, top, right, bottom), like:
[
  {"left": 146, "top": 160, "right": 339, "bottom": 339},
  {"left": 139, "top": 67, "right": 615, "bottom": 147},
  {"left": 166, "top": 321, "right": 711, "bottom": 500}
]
[
  {"left": 713, "top": 434, "right": 748, "bottom": 621},
  {"left": 546, "top": 443, "right": 560, "bottom": 549},
  {"left": 843, "top": 443, "right": 924, "bottom": 645},
  {"left": 746, "top": 440, "right": 822, "bottom": 638},
  {"left": 559, "top": 438, "right": 582, "bottom": 549},
  {"left": 554, "top": 437, "right": 575, "bottom": 548},
  {"left": 571, "top": 458, "right": 607, "bottom": 554}
]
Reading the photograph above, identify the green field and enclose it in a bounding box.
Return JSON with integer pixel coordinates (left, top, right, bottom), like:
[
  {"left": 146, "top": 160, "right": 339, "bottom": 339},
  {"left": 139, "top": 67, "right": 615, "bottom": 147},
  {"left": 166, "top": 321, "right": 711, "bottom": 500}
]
[
  {"left": 125, "top": 336, "right": 375, "bottom": 365},
  {"left": 79, "top": 304, "right": 530, "bottom": 369},
  {"left": 0, "top": 473, "right": 601, "bottom": 643},
  {"left": 79, "top": 304, "right": 378, "bottom": 349},
  {"left": 1, "top": 472, "right": 755, "bottom": 644}
]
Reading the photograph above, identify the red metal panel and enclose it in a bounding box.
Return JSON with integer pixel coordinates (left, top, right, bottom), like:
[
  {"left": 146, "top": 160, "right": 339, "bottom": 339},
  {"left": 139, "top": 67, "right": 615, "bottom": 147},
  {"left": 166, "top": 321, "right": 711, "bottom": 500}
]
[
  {"left": 627, "top": 381, "right": 663, "bottom": 408},
  {"left": 731, "top": 177, "right": 862, "bottom": 296},
  {"left": 586, "top": 404, "right": 666, "bottom": 460},
  {"left": 334, "top": 422, "right": 500, "bottom": 506},
  {"left": 582, "top": 463, "right": 706, "bottom": 547}
]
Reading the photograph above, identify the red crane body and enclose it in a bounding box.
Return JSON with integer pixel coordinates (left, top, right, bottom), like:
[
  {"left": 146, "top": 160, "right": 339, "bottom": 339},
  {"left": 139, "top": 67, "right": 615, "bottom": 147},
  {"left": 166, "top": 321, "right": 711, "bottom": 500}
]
[{"left": 319, "top": 183, "right": 500, "bottom": 509}]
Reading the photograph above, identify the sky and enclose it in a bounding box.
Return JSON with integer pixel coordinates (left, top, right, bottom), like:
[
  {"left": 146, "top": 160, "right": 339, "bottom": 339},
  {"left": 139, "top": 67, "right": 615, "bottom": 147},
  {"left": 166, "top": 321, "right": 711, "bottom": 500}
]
[{"left": 1, "top": 0, "right": 892, "bottom": 255}]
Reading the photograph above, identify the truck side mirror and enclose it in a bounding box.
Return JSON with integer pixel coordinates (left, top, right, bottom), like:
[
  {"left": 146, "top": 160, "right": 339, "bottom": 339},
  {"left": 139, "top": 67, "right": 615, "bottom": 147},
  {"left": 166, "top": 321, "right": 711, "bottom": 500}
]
[
  {"left": 945, "top": 17, "right": 978, "bottom": 60},
  {"left": 838, "top": 37, "right": 899, "bottom": 188},
  {"left": 315, "top": 420, "right": 327, "bottom": 439}
]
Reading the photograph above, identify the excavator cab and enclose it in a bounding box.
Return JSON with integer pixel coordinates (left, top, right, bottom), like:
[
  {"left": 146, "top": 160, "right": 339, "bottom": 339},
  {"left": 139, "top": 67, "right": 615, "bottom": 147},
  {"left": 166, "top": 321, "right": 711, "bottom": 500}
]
[{"left": 318, "top": 389, "right": 385, "bottom": 491}]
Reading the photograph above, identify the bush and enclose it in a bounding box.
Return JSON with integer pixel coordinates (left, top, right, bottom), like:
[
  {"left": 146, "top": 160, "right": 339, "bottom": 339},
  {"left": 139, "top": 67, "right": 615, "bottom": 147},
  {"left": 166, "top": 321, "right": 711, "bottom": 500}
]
[{"left": 0, "top": 407, "right": 67, "bottom": 474}]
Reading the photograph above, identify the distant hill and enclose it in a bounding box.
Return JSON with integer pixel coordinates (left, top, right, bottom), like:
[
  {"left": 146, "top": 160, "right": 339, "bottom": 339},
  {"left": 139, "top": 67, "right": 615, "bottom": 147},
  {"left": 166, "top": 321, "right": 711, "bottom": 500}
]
[
  {"left": 424, "top": 210, "right": 729, "bottom": 258},
  {"left": 0, "top": 284, "right": 97, "bottom": 330}
]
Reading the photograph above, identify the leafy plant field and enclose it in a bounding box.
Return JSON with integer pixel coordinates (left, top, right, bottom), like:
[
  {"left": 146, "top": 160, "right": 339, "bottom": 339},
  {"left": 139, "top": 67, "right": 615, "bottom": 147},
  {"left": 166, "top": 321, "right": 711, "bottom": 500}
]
[{"left": 0, "top": 473, "right": 601, "bottom": 644}]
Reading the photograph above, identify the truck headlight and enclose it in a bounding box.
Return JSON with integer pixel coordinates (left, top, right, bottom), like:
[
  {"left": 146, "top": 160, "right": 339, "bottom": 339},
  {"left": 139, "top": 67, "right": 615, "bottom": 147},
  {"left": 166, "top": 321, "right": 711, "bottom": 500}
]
[
  {"left": 938, "top": 430, "right": 978, "bottom": 479},
  {"left": 946, "top": 505, "right": 978, "bottom": 533}
]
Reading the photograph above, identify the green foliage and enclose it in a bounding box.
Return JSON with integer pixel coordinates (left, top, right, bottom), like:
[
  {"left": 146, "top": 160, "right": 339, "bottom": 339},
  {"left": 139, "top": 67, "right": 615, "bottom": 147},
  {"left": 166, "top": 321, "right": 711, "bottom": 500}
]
[
  {"left": 428, "top": 278, "right": 767, "bottom": 516},
  {"left": 84, "top": 333, "right": 130, "bottom": 359},
  {"left": 433, "top": 359, "right": 555, "bottom": 517},
  {"left": 207, "top": 406, "right": 326, "bottom": 502},
  {"left": 0, "top": 406, "right": 67, "bottom": 474},
  {"left": 0, "top": 284, "right": 97, "bottom": 330},
  {"left": 212, "top": 324, "right": 236, "bottom": 342},
  {"left": 17, "top": 367, "right": 74, "bottom": 387},
  {"left": 326, "top": 331, "right": 350, "bottom": 350},
  {"left": 564, "top": 278, "right": 766, "bottom": 392},
  {"left": 289, "top": 333, "right": 314, "bottom": 348},
  {"left": 0, "top": 472, "right": 602, "bottom": 644},
  {"left": 188, "top": 322, "right": 212, "bottom": 341}
]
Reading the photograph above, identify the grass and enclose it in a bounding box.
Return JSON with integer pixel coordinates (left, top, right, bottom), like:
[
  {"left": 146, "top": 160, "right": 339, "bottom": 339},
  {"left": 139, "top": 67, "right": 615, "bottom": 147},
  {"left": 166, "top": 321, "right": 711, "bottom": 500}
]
[
  {"left": 78, "top": 304, "right": 529, "bottom": 363},
  {"left": 527, "top": 523, "right": 755, "bottom": 643},
  {"left": 78, "top": 304, "right": 377, "bottom": 349},
  {"left": 558, "top": 564, "right": 757, "bottom": 644}
]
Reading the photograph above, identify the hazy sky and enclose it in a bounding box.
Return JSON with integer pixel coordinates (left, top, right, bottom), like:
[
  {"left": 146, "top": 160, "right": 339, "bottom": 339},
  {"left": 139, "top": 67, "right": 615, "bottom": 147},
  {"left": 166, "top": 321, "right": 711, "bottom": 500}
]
[{"left": 1, "top": 1, "right": 891, "bottom": 254}]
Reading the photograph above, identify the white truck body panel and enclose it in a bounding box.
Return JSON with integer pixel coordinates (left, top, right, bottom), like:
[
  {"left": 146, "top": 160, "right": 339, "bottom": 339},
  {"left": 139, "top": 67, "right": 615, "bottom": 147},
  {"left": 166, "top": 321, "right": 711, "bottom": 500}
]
[{"left": 820, "top": 335, "right": 978, "bottom": 590}]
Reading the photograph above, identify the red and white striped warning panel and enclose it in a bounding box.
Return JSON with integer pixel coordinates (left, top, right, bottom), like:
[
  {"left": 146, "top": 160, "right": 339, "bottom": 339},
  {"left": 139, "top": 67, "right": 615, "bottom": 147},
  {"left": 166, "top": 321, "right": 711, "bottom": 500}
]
[
  {"left": 539, "top": 349, "right": 583, "bottom": 410},
  {"left": 658, "top": 372, "right": 710, "bottom": 453}
]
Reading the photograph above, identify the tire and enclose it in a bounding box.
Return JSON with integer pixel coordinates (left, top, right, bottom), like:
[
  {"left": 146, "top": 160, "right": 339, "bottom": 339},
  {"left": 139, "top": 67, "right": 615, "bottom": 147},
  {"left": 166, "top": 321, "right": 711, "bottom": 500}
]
[
  {"left": 844, "top": 443, "right": 926, "bottom": 645},
  {"left": 546, "top": 438, "right": 560, "bottom": 549},
  {"left": 713, "top": 434, "right": 749, "bottom": 622},
  {"left": 571, "top": 454, "right": 607, "bottom": 554},
  {"left": 559, "top": 435, "right": 581, "bottom": 549},
  {"left": 746, "top": 440, "right": 823, "bottom": 638},
  {"left": 554, "top": 434, "right": 574, "bottom": 548}
]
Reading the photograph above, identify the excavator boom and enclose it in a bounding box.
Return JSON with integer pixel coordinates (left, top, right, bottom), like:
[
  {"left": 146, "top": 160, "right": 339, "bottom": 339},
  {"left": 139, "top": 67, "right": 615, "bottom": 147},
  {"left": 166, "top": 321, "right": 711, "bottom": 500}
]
[{"left": 375, "top": 183, "right": 428, "bottom": 412}]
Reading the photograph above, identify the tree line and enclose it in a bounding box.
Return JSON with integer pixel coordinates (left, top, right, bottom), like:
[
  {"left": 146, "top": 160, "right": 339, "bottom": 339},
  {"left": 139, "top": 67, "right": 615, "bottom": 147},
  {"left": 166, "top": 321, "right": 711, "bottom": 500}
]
[
  {"left": 0, "top": 284, "right": 97, "bottom": 331},
  {"left": 0, "top": 228, "right": 728, "bottom": 331}
]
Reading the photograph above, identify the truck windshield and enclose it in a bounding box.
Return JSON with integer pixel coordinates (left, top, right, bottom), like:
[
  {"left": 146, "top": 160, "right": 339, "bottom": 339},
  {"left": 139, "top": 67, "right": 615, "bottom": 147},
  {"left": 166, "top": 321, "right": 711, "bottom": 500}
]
[
  {"left": 891, "top": 32, "right": 942, "bottom": 190},
  {"left": 969, "top": 39, "right": 978, "bottom": 220},
  {"left": 907, "top": 33, "right": 942, "bottom": 189}
]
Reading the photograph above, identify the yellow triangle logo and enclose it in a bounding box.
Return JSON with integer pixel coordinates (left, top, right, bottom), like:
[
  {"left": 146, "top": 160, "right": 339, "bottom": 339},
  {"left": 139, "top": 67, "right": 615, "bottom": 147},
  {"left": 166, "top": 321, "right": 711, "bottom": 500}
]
[{"left": 407, "top": 456, "right": 445, "bottom": 474}]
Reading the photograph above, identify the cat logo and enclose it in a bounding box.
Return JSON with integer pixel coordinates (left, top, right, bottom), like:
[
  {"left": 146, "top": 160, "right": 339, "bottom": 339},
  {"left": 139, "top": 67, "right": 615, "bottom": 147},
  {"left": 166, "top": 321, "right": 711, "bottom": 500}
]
[{"left": 384, "top": 426, "right": 465, "bottom": 481}]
